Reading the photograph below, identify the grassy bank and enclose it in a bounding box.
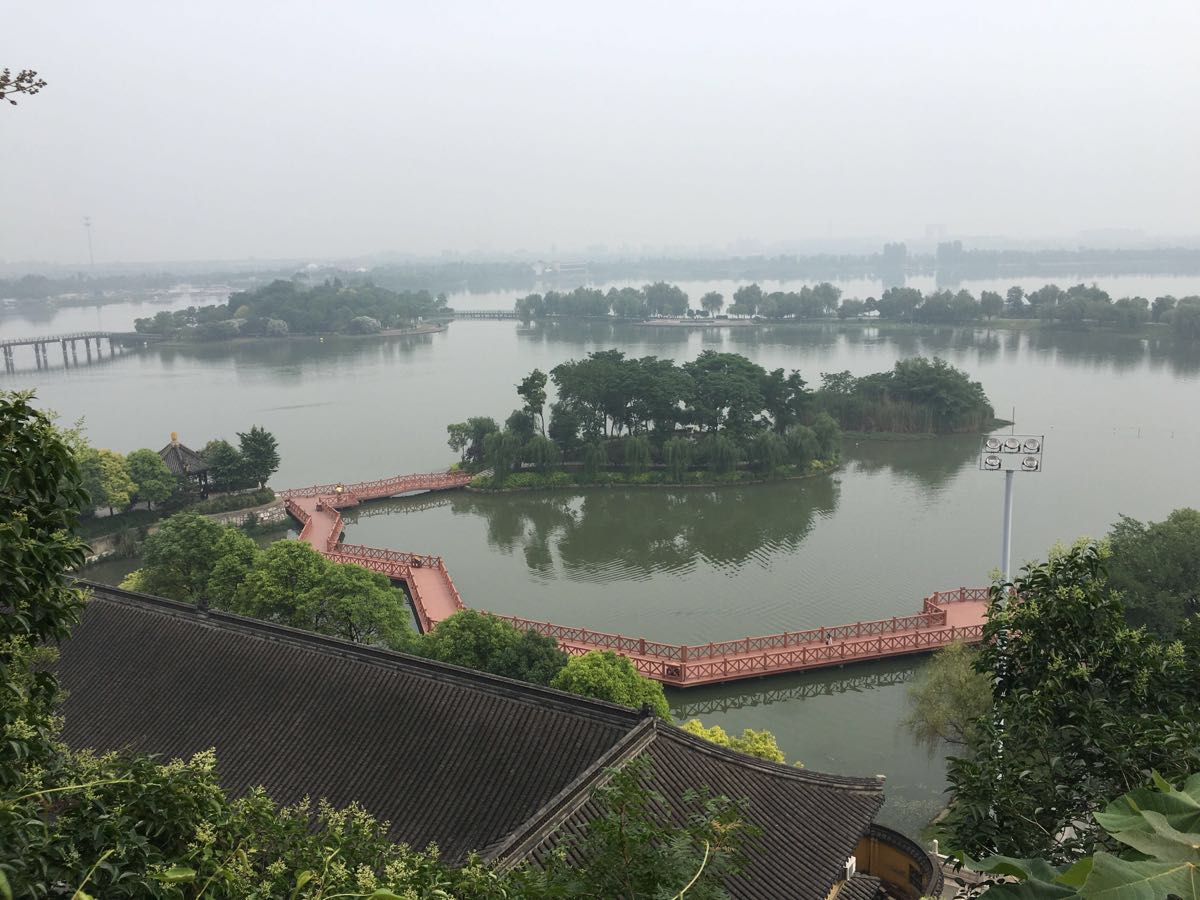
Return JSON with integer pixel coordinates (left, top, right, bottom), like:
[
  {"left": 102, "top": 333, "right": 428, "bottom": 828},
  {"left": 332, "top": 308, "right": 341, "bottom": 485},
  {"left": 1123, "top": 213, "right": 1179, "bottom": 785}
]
[{"left": 80, "top": 488, "right": 276, "bottom": 539}]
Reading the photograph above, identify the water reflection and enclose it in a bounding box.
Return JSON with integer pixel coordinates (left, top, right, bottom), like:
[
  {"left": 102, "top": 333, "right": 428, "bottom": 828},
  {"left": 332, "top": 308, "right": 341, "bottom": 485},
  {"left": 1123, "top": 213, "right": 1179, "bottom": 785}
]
[
  {"left": 154, "top": 331, "right": 441, "bottom": 373},
  {"left": 510, "top": 319, "right": 1200, "bottom": 377},
  {"left": 352, "top": 475, "right": 840, "bottom": 582},
  {"left": 844, "top": 435, "right": 980, "bottom": 492},
  {"left": 669, "top": 656, "right": 918, "bottom": 717}
]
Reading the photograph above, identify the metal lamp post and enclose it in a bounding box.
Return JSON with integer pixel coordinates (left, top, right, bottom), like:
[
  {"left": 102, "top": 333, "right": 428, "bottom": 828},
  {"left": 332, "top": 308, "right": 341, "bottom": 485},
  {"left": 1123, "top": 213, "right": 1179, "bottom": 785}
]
[
  {"left": 980, "top": 434, "right": 1044, "bottom": 819},
  {"left": 979, "top": 434, "right": 1044, "bottom": 582}
]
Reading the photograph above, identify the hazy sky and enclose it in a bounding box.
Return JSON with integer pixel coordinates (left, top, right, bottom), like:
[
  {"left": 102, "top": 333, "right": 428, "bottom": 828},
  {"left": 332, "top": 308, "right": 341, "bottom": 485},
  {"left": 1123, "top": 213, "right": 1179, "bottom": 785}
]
[{"left": 4, "top": 1, "right": 1199, "bottom": 264}]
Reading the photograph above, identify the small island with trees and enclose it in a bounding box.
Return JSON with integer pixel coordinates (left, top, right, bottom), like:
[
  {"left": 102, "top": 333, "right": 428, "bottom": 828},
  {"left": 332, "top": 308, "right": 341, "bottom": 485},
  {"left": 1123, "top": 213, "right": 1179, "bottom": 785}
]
[
  {"left": 448, "top": 351, "right": 997, "bottom": 490},
  {"left": 133, "top": 278, "right": 449, "bottom": 341}
]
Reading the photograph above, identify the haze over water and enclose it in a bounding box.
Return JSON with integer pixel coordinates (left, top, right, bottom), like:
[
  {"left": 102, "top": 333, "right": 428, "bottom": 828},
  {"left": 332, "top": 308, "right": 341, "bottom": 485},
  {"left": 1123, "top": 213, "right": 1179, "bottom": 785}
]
[{"left": 9, "top": 287, "right": 1200, "bottom": 834}]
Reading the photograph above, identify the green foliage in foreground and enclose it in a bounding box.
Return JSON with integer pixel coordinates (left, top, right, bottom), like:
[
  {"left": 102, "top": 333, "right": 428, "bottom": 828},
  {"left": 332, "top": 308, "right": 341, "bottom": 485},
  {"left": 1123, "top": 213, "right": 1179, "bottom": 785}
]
[
  {"left": 2, "top": 390, "right": 755, "bottom": 898},
  {"left": 1, "top": 392, "right": 90, "bottom": 786},
  {"left": 415, "top": 609, "right": 568, "bottom": 685},
  {"left": 972, "top": 772, "right": 1200, "bottom": 900},
  {"left": 942, "top": 542, "right": 1200, "bottom": 862},
  {"left": 1106, "top": 507, "right": 1200, "bottom": 637},
  {"left": 3, "top": 739, "right": 751, "bottom": 899},
  {"left": 904, "top": 641, "right": 991, "bottom": 749},
  {"left": 679, "top": 720, "right": 790, "bottom": 764},
  {"left": 552, "top": 651, "right": 672, "bottom": 720},
  {"left": 125, "top": 448, "right": 175, "bottom": 508},
  {"left": 79, "top": 446, "right": 136, "bottom": 514},
  {"left": 126, "top": 514, "right": 415, "bottom": 650}
]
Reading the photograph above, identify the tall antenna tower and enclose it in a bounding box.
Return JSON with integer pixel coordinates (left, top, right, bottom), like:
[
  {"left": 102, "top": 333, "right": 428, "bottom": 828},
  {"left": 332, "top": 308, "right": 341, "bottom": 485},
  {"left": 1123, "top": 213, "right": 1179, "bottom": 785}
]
[{"left": 83, "top": 216, "right": 94, "bottom": 268}]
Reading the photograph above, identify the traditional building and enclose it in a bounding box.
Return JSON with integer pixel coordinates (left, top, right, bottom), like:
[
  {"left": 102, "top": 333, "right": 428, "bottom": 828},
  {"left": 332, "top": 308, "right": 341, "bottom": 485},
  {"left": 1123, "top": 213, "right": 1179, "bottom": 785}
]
[
  {"left": 157, "top": 432, "right": 209, "bottom": 496},
  {"left": 56, "top": 583, "right": 942, "bottom": 900}
]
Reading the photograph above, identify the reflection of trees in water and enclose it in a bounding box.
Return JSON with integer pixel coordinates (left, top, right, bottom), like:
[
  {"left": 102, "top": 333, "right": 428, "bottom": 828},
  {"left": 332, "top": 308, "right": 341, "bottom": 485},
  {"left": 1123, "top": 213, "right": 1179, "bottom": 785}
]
[
  {"left": 710, "top": 321, "right": 1200, "bottom": 378},
  {"left": 450, "top": 477, "right": 839, "bottom": 580},
  {"left": 344, "top": 493, "right": 457, "bottom": 519},
  {"left": 158, "top": 332, "right": 439, "bottom": 373},
  {"left": 670, "top": 656, "right": 918, "bottom": 716},
  {"left": 520, "top": 319, "right": 692, "bottom": 349},
  {"left": 1023, "top": 328, "right": 1149, "bottom": 373},
  {"left": 844, "top": 435, "right": 979, "bottom": 492},
  {"left": 1148, "top": 336, "right": 1200, "bottom": 376}
]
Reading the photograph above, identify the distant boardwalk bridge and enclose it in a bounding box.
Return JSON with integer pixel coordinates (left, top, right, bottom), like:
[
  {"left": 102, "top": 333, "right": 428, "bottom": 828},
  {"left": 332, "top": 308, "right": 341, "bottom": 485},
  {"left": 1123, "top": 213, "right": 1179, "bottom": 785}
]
[
  {"left": 1, "top": 330, "right": 160, "bottom": 375},
  {"left": 447, "top": 309, "right": 522, "bottom": 320},
  {"left": 284, "top": 469, "right": 989, "bottom": 687}
]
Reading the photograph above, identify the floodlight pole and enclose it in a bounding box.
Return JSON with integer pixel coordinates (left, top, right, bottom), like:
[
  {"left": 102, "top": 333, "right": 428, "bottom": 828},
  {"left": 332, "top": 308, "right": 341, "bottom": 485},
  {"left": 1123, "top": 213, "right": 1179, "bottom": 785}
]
[{"left": 1000, "top": 469, "right": 1015, "bottom": 583}]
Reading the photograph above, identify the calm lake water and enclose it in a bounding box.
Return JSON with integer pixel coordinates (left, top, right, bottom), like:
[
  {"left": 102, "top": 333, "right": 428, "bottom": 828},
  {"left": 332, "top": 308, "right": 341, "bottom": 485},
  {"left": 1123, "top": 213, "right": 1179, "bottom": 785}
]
[{"left": 6, "top": 282, "right": 1200, "bottom": 837}]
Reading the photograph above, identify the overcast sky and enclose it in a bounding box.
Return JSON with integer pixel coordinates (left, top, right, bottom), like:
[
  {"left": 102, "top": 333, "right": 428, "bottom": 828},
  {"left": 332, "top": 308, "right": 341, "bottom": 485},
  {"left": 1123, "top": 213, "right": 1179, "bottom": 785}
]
[{"left": 4, "top": 1, "right": 1199, "bottom": 265}]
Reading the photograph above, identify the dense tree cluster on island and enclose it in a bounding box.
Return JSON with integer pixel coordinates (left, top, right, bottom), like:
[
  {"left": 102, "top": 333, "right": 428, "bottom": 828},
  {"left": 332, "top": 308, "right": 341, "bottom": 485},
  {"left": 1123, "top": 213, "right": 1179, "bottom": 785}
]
[{"left": 448, "top": 352, "right": 994, "bottom": 489}]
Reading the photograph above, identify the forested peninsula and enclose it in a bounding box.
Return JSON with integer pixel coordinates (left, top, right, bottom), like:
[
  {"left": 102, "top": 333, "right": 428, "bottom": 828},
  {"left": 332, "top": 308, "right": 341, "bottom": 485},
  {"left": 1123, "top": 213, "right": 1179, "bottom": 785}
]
[
  {"left": 514, "top": 280, "right": 1200, "bottom": 334},
  {"left": 449, "top": 352, "right": 996, "bottom": 490},
  {"left": 134, "top": 279, "right": 448, "bottom": 340}
]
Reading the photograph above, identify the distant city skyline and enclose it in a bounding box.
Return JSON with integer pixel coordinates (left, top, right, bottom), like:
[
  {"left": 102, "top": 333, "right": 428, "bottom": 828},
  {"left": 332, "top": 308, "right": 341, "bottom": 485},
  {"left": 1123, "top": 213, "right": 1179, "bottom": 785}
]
[{"left": 5, "top": 1, "right": 1199, "bottom": 266}]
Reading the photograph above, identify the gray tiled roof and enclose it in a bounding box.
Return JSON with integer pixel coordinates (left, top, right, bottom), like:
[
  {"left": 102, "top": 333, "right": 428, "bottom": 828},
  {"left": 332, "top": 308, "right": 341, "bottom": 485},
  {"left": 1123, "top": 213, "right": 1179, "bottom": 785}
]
[
  {"left": 57, "top": 584, "right": 885, "bottom": 897},
  {"left": 840, "top": 874, "right": 887, "bottom": 900},
  {"left": 158, "top": 440, "right": 208, "bottom": 475}
]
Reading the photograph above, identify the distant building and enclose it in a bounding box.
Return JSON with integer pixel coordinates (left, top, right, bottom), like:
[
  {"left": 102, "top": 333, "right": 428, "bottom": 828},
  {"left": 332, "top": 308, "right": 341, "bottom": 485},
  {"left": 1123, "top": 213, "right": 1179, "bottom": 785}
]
[{"left": 57, "top": 584, "right": 943, "bottom": 900}]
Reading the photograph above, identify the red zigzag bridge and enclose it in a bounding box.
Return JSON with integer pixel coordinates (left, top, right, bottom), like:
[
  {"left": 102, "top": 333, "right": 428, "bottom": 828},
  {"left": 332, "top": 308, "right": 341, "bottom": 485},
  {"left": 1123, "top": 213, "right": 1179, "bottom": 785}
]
[{"left": 282, "top": 471, "right": 989, "bottom": 688}]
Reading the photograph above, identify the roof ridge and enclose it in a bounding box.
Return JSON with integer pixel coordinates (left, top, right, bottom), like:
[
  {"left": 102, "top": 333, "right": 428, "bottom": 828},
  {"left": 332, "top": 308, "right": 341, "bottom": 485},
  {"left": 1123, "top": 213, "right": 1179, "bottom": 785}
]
[
  {"left": 485, "top": 715, "right": 659, "bottom": 868},
  {"left": 78, "top": 582, "right": 644, "bottom": 726},
  {"left": 656, "top": 721, "right": 886, "bottom": 790}
]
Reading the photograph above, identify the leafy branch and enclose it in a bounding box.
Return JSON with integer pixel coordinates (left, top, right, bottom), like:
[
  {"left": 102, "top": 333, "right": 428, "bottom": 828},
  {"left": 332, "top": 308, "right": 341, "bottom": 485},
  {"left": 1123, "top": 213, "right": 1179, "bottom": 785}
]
[{"left": 0, "top": 68, "right": 47, "bottom": 105}]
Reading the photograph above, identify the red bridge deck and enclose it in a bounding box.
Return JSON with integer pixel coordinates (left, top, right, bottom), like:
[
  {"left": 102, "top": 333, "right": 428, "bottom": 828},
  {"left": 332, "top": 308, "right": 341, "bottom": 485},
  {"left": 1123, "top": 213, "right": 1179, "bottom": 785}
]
[{"left": 284, "top": 470, "right": 989, "bottom": 687}]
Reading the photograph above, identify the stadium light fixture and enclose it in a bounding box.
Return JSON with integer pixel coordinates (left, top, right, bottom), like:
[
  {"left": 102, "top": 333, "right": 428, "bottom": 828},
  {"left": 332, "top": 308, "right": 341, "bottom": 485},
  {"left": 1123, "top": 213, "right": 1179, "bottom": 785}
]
[{"left": 979, "top": 434, "right": 1044, "bottom": 581}]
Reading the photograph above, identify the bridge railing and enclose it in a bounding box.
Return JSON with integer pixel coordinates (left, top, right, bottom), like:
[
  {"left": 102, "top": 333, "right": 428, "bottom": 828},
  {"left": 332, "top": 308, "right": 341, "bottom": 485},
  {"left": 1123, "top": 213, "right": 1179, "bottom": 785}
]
[
  {"left": 331, "top": 542, "right": 444, "bottom": 571},
  {"left": 439, "top": 565, "right": 466, "bottom": 612},
  {"left": 284, "top": 498, "right": 314, "bottom": 542},
  {"left": 0, "top": 330, "right": 128, "bottom": 346},
  {"left": 491, "top": 616, "right": 687, "bottom": 660},
  {"left": 928, "top": 586, "right": 991, "bottom": 605},
  {"left": 326, "top": 510, "right": 345, "bottom": 551},
  {"left": 560, "top": 622, "right": 987, "bottom": 686},
  {"left": 279, "top": 471, "right": 470, "bottom": 500},
  {"left": 493, "top": 603, "right": 958, "bottom": 664}
]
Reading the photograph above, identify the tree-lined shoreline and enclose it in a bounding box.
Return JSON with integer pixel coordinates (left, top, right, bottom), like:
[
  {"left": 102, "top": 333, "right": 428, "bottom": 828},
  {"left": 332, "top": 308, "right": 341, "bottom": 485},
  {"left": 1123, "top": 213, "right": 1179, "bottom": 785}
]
[{"left": 510, "top": 279, "right": 1200, "bottom": 336}]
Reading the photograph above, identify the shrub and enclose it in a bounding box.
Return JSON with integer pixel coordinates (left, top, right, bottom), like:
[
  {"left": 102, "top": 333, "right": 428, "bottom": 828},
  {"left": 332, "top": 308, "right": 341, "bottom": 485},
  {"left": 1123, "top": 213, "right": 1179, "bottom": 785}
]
[
  {"left": 624, "top": 435, "right": 652, "bottom": 475},
  {"left": 347, "top": 315, "right": 382, "bottom": 334},
  {"left": 551, "top": 651, "right": 670, "bottom": 719},
  {"left": 662, "top": 437, "right": 694, "bottom": 481}
]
